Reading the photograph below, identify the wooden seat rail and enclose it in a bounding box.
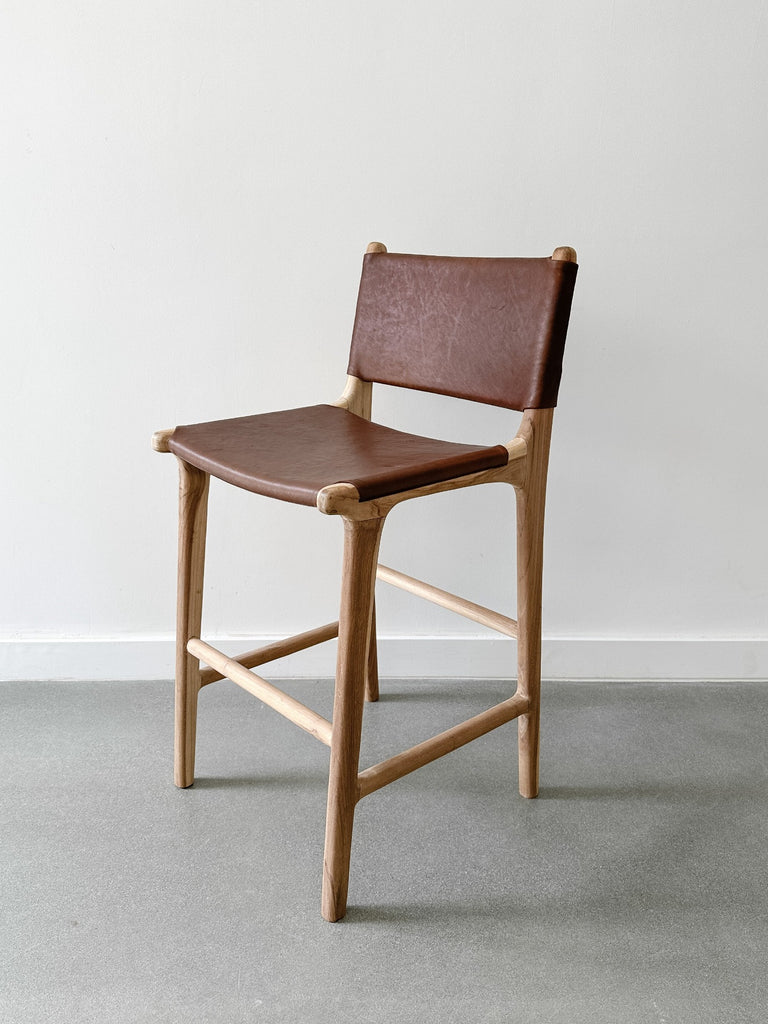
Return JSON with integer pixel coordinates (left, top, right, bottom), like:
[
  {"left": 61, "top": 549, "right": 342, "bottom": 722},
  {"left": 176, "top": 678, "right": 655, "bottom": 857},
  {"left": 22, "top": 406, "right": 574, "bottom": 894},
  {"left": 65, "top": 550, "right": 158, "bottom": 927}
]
[
  {"left": 187, "top": 638, "right": 333, "bottom": 746},
  {"left": 357, "top": 692, "right": 529, "bottom": 799},
  {"left": 198, "top": 620, "right": 340, "bottom": 687},
  {"left": 376, "top": 564, "right": 518, "bottom": 638}
]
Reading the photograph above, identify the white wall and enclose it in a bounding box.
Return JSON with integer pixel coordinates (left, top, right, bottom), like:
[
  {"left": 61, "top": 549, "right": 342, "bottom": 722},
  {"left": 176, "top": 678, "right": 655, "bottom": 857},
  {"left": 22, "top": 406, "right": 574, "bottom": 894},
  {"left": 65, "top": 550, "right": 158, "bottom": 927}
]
[{"left": 2, "top": 1, "right": 766, "bottom": 681}]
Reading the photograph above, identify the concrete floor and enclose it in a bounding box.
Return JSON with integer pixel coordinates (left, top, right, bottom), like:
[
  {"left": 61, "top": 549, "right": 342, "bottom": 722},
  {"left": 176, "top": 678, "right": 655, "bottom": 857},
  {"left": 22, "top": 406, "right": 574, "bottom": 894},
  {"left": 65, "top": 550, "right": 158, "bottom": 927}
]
[{"left": 1, "top": 678, "right": 766, "bottom": 1023}]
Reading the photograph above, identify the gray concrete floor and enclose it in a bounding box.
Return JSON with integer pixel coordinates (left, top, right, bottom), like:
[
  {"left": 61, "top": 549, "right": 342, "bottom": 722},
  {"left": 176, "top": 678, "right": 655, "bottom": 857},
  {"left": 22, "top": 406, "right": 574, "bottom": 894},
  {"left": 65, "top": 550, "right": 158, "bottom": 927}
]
[{"left": 1, "top": 678, "right": 766, "bottom": 1023}]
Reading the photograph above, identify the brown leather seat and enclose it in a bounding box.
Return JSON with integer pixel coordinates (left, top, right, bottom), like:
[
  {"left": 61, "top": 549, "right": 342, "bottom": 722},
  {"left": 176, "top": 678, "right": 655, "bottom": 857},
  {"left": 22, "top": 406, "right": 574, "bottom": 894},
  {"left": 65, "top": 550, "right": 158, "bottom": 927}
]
[{"left": 169, "top": 404, "right": 509, "bottom": 505}]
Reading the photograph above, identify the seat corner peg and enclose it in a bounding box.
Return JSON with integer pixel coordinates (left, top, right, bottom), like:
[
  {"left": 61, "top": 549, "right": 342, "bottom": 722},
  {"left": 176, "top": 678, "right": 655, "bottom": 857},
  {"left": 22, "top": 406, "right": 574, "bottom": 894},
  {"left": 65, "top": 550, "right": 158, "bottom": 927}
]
[
  {"left": 152, "top": 428, "right": 175, "bottom": 453},
  {"left": 316, "top": 482, "right": 361, "bottom": 515}
]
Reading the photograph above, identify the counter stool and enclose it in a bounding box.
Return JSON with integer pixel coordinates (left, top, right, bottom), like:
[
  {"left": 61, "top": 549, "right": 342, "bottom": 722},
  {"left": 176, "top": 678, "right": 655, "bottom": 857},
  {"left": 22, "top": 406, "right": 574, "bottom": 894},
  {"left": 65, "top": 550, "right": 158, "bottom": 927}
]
[{"left": 152, "top": 242, "right": 578, "bottom": 920}]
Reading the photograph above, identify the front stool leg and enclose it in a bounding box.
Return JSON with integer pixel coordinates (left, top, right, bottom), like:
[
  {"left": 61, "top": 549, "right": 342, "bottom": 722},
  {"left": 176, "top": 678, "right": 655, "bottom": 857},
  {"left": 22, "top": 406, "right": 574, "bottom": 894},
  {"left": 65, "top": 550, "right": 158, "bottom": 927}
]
[
  {"left": 174, "top": 459, "right": 210, "bottom": 789},
  {"left": 322, "top": 515, "right": 385, "bottom": 921}
]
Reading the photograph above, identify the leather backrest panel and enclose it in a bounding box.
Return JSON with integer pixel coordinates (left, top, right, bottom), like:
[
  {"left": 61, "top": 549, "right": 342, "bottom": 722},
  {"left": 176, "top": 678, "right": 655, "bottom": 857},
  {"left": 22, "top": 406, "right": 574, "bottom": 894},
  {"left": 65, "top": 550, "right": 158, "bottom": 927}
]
[{"left": 347, "top": 253, "right": 577, "bottom": 411}]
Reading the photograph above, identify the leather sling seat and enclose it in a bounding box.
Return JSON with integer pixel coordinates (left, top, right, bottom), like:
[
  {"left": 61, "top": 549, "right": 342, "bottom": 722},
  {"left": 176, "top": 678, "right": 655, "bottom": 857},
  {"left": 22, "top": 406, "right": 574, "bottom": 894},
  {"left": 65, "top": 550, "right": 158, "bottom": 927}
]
[{"left": 168, "top": 403, "right": 510, "bottom": 506}]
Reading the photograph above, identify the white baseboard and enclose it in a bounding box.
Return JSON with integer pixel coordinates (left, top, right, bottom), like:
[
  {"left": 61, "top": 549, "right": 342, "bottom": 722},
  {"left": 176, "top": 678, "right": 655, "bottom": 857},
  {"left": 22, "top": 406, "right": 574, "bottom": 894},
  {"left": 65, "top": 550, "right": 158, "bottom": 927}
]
[{"left": 1, "top": 635, "right": 767, "bottom": 682}]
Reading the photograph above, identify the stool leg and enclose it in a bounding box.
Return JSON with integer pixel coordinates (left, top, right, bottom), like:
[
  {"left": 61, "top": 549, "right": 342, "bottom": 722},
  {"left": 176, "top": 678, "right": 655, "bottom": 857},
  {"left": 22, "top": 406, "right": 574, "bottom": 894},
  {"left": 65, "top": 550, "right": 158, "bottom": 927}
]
[
  {"left": 174, "top": 459, "right": 210, "bottom": 789},
  {"left": 516, "top": 409, "right": 553, "bottom": 799},
  {"left": 364, "top": 600, "right": 379, "bottom": 702},
  {"left": 322, "top": 515, "right": 385, "bottom": 921}
]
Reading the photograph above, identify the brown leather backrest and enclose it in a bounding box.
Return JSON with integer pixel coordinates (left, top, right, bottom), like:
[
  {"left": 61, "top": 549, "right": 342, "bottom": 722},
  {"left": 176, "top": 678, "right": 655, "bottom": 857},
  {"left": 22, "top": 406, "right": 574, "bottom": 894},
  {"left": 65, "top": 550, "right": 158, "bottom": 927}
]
[{"left": 347, "top": 252, "right": 578, "bottom": 411}]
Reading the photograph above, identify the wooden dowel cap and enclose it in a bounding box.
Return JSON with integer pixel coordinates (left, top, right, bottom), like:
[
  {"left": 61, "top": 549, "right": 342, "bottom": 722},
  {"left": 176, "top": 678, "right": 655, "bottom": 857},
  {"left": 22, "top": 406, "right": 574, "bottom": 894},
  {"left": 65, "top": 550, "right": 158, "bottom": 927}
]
[
  {"left": 552, "top": 246, "right": 577, "bottom": 263},
  {"left": 316, "top": 482, "right": 361, "bottom": 515},
  {"left": 366, "top": 241, "right": 388, "bottom": 254},
  {"left": 152, "top": 428, "right": 174, "bottom": 453}
]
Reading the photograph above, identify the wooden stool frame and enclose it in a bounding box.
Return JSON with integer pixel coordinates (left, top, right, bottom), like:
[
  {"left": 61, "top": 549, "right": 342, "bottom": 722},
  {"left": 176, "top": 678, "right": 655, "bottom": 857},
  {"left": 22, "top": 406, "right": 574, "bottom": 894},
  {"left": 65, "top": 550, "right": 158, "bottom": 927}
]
[{"left": 152, "top": 243, "right": 576, "bottom": 921}]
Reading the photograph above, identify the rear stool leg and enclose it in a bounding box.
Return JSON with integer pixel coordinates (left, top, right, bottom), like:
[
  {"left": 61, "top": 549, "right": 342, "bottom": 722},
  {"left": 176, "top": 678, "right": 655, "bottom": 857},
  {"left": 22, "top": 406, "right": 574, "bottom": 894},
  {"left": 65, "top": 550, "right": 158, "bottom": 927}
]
[
  {"left": 174, "top": 459, "right": 210, "bottom": 789},
  {"left": 364, "top": 600, "right": 379, "bottom": 702},
  {"left": 516, "top": 409, "right": 553, "bottom": 799},
  {"left": 322, "top": 515, "right": 385, "bottom": 921}
]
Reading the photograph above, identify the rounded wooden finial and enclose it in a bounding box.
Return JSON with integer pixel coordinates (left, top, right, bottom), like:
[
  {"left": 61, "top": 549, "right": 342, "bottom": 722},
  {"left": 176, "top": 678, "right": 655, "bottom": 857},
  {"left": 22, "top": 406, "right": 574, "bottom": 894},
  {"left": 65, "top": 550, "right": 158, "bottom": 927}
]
[
  {"left": 151, "top": 428, "right": 174, "bottom": 453},
  {"left": 366, "top": 241, "right": 387, "bottom": 254},
  {"left": 552, "top": 245, "right": 577, "bottom": 262}
]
